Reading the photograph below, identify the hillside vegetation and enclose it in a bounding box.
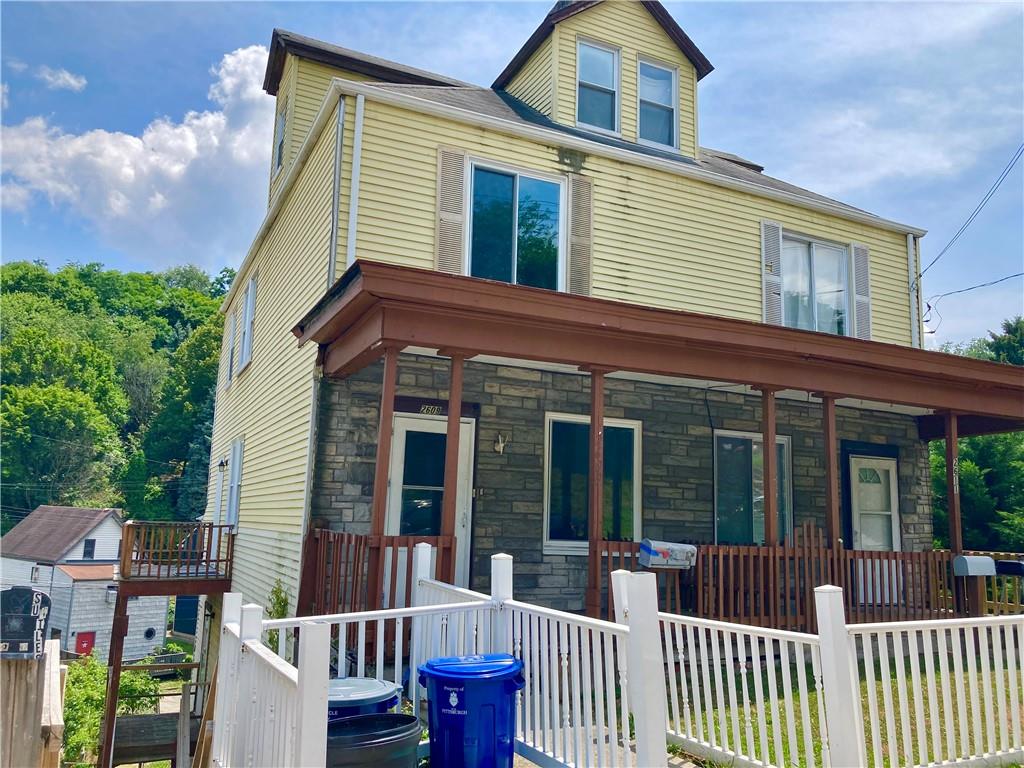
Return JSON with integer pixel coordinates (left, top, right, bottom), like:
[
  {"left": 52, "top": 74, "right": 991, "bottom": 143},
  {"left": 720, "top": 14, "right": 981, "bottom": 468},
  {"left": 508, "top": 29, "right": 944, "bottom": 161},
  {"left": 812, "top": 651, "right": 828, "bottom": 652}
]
[{"left": 0, "top": 261, "right": 233, "bottom": 532}]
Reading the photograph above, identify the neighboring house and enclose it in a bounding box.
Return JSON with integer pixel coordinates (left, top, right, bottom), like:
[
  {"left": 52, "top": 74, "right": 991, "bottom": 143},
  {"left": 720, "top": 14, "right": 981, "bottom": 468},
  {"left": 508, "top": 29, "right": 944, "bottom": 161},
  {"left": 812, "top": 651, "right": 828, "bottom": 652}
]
[
  {"left": 0, "top": 506, "right": 168, "bottom": 658},
  {"left": 203, "top": 1, "right": 1023, "bottom": 621}
]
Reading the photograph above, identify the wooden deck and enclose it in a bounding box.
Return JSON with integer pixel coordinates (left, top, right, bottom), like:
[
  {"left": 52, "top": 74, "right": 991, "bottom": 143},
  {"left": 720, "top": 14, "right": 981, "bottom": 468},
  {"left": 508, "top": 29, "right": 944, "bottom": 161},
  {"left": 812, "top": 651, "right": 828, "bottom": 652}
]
[{"left": 110, "top": 713, "right": 199, "bottom": 766}]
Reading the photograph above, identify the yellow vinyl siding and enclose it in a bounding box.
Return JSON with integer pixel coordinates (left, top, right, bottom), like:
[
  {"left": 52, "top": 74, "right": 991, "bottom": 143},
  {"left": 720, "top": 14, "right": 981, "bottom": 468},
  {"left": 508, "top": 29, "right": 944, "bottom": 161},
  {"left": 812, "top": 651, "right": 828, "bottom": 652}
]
[
  {"left": 206, "top": 102, "right": 339, "bottom": 607},
  {"left": 506, "top": 35, "right": 555, "bottom": 116},
  {"left": 351, "top": 99, "right": 912, "bottom": 345},
  {"left": 553, "top": 1, "right": 698, "bottom": 158}
]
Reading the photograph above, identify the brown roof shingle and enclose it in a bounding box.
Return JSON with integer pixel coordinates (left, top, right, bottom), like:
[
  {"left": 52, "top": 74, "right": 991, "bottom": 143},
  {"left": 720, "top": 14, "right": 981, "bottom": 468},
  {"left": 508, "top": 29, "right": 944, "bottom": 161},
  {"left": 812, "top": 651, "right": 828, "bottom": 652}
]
[
  {"left": 57, "top": 564, "right": 116, "bottom": 582},
  {"left": 1, "top": 506, "right": 122, "bottom": 563}
]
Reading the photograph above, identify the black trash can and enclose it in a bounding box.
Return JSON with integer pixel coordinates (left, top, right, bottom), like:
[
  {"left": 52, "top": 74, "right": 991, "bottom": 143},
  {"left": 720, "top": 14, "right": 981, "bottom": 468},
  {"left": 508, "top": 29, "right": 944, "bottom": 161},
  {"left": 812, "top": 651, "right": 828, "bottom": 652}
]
[{"left": 325, "top": 713, "right": 421, "bottom": 768}]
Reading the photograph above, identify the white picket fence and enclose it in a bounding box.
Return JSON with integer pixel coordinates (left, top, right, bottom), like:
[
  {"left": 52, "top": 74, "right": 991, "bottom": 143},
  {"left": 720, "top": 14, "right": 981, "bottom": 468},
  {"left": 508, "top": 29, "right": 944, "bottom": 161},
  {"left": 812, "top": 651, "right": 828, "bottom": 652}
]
[{"left": 208, "top": 547, "right": 1023, "bottom": 768}]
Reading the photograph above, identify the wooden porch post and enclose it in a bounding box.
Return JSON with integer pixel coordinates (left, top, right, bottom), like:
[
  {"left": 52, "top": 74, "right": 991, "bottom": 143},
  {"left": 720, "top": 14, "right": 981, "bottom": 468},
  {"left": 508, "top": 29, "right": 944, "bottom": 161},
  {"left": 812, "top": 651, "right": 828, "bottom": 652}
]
[
  {"left": 97, "top": 593, "right": 129, "bottom": 768},
  {"left": 440, "top": 353, "right": 465, "bottom": 583},
  {"left": 761, "top": 388, "right": 779, "bottom": 545},
  {"left": 367, "top": 346, "right": 399, "bottom": 609},
  {"left": 822, "top": 395, "right": 841, "bottom": 548},
  {"left": 586, "top": 369, "right": 606, "bottom": 618},
  {"left": 945, "top": 411, "right": 963, "bottom": 554}
]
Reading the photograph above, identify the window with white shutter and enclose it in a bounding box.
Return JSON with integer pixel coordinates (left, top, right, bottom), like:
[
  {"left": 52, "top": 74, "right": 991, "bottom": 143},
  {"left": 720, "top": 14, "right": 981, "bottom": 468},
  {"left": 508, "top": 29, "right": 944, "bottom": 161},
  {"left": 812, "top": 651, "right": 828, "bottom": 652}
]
[
  {"left": 761, "top": 221, "right": 783, "bottom": 325},
  {"left": 435, "top": 147, "right": 466, "bottom": 275},
  {"left": 225, "top": 438, "right": 243, "bottom": 530},
  {"left": 225, "top": 312, "right": 236, "bottom": 386},
  {"left": 852, "top": 243, "right": 872, "bottom": 340},
  {"left": 238, "top": 276, "right": 256, "bottom": 370},
  {"left": 568, "top": 174, "right": 593, "bottom": 296}
]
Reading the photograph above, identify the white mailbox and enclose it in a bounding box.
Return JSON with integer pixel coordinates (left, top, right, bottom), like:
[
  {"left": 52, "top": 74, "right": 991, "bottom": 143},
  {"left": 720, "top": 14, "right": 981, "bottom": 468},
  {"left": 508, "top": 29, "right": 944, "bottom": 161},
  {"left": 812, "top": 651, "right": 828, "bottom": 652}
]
[
  {"left": 953, "top": 555, "right": 996, "bottom": 577},
  {"left": 638, "top": 539, "right": 697, "bottom": 569}
]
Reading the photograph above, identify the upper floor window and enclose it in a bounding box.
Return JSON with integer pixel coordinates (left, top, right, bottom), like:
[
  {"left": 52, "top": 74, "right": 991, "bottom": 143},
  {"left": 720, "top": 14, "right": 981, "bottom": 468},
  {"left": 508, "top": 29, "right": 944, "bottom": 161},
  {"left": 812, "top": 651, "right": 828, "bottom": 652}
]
[
  {"left": 577, "top": 40, "right": 619, "bottom": 134},
  {"left": 82, "top": 539, "right": 96, "bottom": 560},
  {"left": 238, "top": 276, "right": 257, "bottom": 370},
  {"left": 638, "top": 59, "right": 677, "bottom": 148},
  {"left": 226, "top": 311, "right": 236, "bottom": 385},
  {"left": 273, "top": 99, "right": 288, "bottom": 172},
  {"left": 468, "top": 163, "right": 563, "bottom": 291},
  {"left": 781, "top": 237, "right": 849, "bottom": 335},
  {"left": 226, "top": 438, "right": 244, "bottom": 531}
]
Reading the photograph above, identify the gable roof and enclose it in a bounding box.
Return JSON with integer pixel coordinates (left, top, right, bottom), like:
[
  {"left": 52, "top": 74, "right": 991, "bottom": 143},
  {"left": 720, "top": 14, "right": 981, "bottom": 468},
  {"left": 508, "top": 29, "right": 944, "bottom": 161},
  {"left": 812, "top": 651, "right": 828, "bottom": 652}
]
[
  {"left": 493, "top": 0, "right": 714, "bottom": 89},
  {"left": 263, "top": 28, "right": 470, "bottom": 95},
  {"left": 1, "top": 506, "right": 122, "bottom": 564},
  {"left": 58, "top": 564, "right": 116, "bottom": 582}
]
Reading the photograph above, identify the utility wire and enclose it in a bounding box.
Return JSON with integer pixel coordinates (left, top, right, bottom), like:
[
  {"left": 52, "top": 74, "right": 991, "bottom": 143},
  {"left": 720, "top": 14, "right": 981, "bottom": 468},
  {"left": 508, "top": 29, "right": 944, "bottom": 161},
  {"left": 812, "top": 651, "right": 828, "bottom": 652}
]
[
  {"left": 913, "top": 142, "right": 1024, "bottom": 292},
  {"left": 922, "top": 271, "right": 1024, "bottom": 334}
]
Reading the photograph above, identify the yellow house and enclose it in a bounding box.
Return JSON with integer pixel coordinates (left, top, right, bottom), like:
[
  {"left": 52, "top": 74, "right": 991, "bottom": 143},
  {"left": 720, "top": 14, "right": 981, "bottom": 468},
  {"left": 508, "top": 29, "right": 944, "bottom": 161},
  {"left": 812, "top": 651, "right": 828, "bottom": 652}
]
[{"left": 202, "top": 1, "right": 1022, "bottom": 627}]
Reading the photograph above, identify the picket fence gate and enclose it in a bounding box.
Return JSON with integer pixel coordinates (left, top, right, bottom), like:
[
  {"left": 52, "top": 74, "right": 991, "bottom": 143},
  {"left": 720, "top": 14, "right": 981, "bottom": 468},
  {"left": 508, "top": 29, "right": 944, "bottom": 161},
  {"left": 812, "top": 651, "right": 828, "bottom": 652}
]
[{"left": 208, "top": 546, "right": 1024, "bottom": 768}]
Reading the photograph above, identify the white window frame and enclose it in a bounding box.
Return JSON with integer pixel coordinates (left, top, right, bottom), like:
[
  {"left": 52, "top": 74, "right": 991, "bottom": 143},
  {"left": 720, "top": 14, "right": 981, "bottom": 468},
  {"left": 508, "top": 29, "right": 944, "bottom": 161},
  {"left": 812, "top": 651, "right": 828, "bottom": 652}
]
[
  {"left": 225, "top": 311, "right": 236, "bottom": 386},
  {"left": 636, "top": 55, "right": 679, "bottom": 151},
  {"left": 463, "top": 157, "right": 568, "bottom": 292},
  {"left": 576, "top": 37, "right": 621, "bottom": 137},
  {"left": 225, "top": 438, "right": 243, "bottom": 531},
  {"left": 238, "top": 275, "right": 256, "bottom": 372},
  {"left": 712, "top": 429, "right": 794, "bottom": 545},
  {"left": 781, "top": 232, "right": 853, "bottom": 336},
  {"left": 30, "top": 566, "right": 40, "bottom": 583},
  {"left": 273, "top": 98, "right": 288, "bottom": 174},
  {"left": 542, "top": 411, "right": 643, "bottom": 556},
  {"left": 82, "top": 539, "right": 96, "bottom": 560}
]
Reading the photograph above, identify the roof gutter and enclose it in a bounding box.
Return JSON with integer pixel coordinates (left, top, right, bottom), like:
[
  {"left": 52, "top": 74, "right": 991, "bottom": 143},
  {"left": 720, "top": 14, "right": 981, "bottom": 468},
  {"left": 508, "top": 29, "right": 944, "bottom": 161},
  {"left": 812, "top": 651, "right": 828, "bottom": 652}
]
[{"left": 225, "top": 76, "right": 926, "bottom": 310}]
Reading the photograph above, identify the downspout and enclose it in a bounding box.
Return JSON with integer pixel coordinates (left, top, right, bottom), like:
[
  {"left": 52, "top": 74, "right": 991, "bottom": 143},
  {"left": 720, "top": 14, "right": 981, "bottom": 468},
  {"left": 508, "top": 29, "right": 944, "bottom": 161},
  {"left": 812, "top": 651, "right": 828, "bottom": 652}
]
[
  {"left": 326, "top": 95, "right": 346, "bottom": 287},
  {"left": 907, "top": 233, "right": 922, "bottom": 348},
  {"left": 345, "top": 94, "right": 365, "bottom": 269}
]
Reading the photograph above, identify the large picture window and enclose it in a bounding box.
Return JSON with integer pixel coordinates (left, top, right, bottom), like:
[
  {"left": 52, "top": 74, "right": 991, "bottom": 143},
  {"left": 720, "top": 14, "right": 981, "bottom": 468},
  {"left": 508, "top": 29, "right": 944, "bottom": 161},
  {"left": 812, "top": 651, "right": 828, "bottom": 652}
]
[
  {"left": 638, "top": 59, "right": 676, "bottom": 148},
  {"left": 577, "top": 40, "right": 619, "bottom": 133},
  {"left": 714, "top": 430, "right": 792, "bottom": 545},
  {"left": 468, "top": 164, "right": 563, "bottom": 291},
  {"left": 781, "top": 236, "right": 850, "bottom": 335},
  {"left": 544, "top": 413, "right": 641, "bottom": 553}
]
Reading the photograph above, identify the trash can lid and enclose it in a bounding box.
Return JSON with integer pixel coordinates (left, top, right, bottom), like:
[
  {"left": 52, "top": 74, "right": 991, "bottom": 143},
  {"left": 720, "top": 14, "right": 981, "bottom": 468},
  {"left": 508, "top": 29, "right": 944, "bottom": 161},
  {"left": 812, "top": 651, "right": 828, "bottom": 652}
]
[
  {"left": 327, "top": 677, "right": 401, "bottom": 705},
  {"left": 419, "top": 653, "right": 523, "bottom": 680}
]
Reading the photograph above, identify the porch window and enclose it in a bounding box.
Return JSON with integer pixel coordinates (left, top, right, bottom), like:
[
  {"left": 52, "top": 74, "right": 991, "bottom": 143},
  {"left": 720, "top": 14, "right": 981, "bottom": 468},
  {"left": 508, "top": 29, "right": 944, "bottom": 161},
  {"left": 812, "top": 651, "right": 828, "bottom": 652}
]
[
  {"left": 577, "top": 40, "right": 619, "bottom": 133},
  {"left": 469, "top": 165, "right": 563, "bottom": 291},
  {"left": 781, "top": 236, "right": 850, "bottom": 335},
  {"left": 714, "top": 431, "right": 792, "bottom": 545},
  {"left": 638, "top": 59, "right": 676, "bottom": 148},
  {"left": 544, "top": 413, "right": 641, "bottom": 553}
]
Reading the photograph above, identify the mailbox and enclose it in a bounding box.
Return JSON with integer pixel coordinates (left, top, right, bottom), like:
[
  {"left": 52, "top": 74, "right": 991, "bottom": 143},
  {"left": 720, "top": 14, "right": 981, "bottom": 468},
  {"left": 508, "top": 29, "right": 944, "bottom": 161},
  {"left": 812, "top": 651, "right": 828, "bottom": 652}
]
[
  {"left": 638, "top": 539, "right": 697, "bottom": 569},
  {"left": 952, "top": 555, "right": 996, "bottom": 577},
  {"left": 996, "top": 560, "right": 1024, "bottom": 577}
]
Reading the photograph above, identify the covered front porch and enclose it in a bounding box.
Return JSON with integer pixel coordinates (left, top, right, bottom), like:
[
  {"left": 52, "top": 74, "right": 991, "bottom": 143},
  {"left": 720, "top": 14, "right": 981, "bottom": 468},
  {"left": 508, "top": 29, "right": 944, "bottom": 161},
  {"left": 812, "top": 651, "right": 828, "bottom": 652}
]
[{"left": 292, "top": 261, "right": 1024, "bottom": 631}]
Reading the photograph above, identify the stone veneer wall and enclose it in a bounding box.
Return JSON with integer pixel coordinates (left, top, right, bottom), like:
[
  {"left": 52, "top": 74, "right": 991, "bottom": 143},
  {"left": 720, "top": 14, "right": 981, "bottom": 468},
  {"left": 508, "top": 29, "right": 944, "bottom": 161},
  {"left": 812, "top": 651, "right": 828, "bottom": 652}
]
[{"left": 311, "top": 354, "right": 932, "bottom": 611}]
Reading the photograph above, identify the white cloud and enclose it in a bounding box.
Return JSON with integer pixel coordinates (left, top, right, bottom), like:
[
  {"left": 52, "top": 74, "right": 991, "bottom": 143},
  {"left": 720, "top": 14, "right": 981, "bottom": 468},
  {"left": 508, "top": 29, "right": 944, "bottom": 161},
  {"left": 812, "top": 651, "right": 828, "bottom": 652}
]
[
  {"left": 2, "top": 45, "right": 274, "bottom": 269},
  {"left": 1, "top": 83, "right": 8, "bottom": 109},
  {"left": 36, "top": 65, "right": 87, "bottom": 92},
  {"left": 6, "top": 59, "right": 27, "bottom": 74}
]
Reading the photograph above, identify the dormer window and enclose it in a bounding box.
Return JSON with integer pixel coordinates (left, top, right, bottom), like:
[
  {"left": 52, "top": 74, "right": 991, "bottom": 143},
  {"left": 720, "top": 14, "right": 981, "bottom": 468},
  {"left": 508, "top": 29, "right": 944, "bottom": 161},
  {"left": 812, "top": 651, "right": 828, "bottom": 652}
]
[
  {"left": 273, "top": 99, "right": 288, "bottom": 172},
  {"left": 638, "top": 59, "right": 677, "bottom": 148},
  {"left": 576, "top": 40, "right": 619, "bottom": 134}
]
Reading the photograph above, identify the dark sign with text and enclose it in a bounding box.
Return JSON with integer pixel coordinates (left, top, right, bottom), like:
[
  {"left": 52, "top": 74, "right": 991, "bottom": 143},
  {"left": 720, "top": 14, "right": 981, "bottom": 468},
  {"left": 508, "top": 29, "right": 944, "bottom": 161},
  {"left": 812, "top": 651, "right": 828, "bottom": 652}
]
[{"left": 0, "top": 586, "right": 51, "bottom": 659}]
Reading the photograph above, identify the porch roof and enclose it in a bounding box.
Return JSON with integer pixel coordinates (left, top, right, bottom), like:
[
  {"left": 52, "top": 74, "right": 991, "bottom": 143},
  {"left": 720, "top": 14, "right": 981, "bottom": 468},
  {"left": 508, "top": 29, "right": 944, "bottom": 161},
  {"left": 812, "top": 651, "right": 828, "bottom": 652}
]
[{"left": 293, "top": 261, "right": 1024, "bottom": 431}]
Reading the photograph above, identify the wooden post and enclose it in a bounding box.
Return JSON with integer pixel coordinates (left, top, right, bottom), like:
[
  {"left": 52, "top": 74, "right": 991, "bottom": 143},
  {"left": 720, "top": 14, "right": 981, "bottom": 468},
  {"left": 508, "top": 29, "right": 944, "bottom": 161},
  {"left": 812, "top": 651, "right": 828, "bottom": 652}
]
[
  {"left": 440, "top": 353, "right": 464, "bottom": 582},
  {"left": 586, "top": 369, "right": 606, "bottom": 618},
  {"left": 822, "top": 395, "right": 841, "bottom": 548},
  {"left": 945, "top": 412, "right": 963, "bottom": 554},
  {"left": 761, "top": 387, "right": 779, "bottom": 545},
  {"left": 367, "top": 346, "right": 399, "bottom": 610},
  {"left": 98, "top": 592, "right": 129, "bottom": 768}
]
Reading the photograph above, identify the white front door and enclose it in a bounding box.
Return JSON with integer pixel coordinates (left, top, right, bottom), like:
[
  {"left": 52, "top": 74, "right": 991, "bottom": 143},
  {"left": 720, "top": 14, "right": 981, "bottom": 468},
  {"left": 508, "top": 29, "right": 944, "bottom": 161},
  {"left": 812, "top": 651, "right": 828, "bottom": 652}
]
[
  {"left": 850, "top": 456, "right": 901, "bottom": 605},
  {"left": 385, "top": 413, "right": 475, "bottom": 588}
]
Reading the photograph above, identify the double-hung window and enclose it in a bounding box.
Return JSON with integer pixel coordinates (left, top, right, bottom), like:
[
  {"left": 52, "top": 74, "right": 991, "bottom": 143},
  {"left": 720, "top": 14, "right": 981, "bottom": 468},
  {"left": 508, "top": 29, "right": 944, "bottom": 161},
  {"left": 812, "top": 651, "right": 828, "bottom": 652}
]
[
  {"left": 225, "top": 438, "right": 244, "bottom": 531},
  {"left": 544, "top": 413, "right": 642, "bottom": 553},
  {"left": 468, "top": 163, "right": 564, "bottom": 291},
  {"left": 781, "top": 236, "right": 850, "bottom": 335},
  {"left": 273, "top": 99, "right": 287, "bottom": 172},
  {"left": 638, "top": 59, "right": 677, "bottom": 148},
  {"left": 577, "top": 40, "right": 619, "bottom": 133},
  {"left": 714, "top": 430, "right": 792, "bottom": 545},
  {"left": 238, "top": 276, "right": 256, "bottom": 370},
  {"left": 82, "top": 539, "right": 96, "bottom": 560}
]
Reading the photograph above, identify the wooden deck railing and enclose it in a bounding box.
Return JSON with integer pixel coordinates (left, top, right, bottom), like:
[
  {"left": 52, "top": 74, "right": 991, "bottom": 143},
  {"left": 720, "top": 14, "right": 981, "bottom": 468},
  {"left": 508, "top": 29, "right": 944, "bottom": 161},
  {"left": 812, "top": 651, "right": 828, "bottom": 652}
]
[
  {"left": 119, "top": 521, "right": 234, "bottom": 581},
  {"left": 965, "top": 550, "right": 1024, "bottom": 615}
]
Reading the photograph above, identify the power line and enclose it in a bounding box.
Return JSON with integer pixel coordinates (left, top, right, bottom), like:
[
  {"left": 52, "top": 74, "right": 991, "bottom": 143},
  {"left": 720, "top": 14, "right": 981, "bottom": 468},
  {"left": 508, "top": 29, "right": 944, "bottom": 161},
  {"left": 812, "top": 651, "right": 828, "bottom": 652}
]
[
  {"left": 922, "top": 271, "right": 1024, "bottom": 334},
  {"left": 913, "top": 142, "right": 1024, "bottom": 291},
  {"left": 1, "top": 431, "right": 183, "bottom": 469}
]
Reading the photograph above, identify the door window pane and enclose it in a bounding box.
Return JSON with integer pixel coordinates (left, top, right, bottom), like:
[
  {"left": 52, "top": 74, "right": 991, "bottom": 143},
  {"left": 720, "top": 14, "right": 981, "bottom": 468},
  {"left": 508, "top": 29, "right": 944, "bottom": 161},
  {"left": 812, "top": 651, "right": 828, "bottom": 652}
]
[
  {"left": 516, "top": 177, "right": 560, "bottom": 290},
  {"left": 813, "top": 243, "right": 848, "bottom": 335},
  {"left": 547, "top": 420, "right": 637, "bottom": 543},
  {"left": 399, "top": 431, "right": 446, "bottom": 536},
  {"left": 470, "top": 168, "right": 515, "bottom": 283},
  {"left": 782, "top": 241, "right": 813, "bottom": 331},
  {"left": 715, "top": 434, "right": 790, "bottom": 544}
]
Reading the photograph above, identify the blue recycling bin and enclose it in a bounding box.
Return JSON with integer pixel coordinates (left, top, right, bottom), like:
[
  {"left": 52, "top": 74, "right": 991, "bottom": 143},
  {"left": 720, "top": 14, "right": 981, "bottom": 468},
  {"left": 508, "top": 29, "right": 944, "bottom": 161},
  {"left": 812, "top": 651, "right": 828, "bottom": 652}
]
[
  {"left": 418, "top": 654, "right": 524, "bottom": 768},
  {"left": 327, "top": 677, "right": 402, "bottom": 730}
]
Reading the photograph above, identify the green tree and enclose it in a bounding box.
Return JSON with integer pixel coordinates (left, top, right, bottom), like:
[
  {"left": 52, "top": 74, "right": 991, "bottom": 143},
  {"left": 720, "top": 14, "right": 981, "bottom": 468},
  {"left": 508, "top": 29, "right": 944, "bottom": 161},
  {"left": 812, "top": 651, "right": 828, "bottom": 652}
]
[
  {"left": 1, "top": 384, "right": 123, "bottom": 525},
  {"left": 160, "top": 264, "right": 214, "bottom": 294},
  {"left": 210, "top": 266, "right": 236, "bottom": 298},
  {"left": 63, "top": 653, "right": 159, "bottom": 767},
  {"left": 0, "top": 261, "right": 100, "bottom": 315},
  {"left": 175, "top": 394, "right": 215, "bottom": 519},
  {"left": 987, "top": 316, "right": 1024, "bottom": 366}
]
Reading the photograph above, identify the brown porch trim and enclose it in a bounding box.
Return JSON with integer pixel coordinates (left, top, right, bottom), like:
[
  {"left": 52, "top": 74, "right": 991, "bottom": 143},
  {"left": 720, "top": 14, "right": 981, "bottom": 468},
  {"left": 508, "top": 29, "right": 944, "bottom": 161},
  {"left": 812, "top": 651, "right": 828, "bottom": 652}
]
[
  {"left": 586, "top": 370, "right": 606, "bottom": 618},
  {"left": 440, "top": 353, "right": 464, "bottom": 581},
  {"left": 946, "top": 412, "right": 963, "bottom": 554}
]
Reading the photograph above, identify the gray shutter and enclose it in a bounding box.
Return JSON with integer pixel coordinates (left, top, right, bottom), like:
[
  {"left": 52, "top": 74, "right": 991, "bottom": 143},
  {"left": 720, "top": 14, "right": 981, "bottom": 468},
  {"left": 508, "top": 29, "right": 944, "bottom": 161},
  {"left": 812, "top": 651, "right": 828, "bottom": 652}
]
[
  {"left": 568, "top": 174, "right": 593, "bottom": 296},
  {"left": 761, "top": 220, "right": 783, "bottom": 325},
  {"left": 852, "top": 243, "right": 872, "bottom": 340},
  {"left": 435, "top": 147, "right": 466, "bottom": 275}
]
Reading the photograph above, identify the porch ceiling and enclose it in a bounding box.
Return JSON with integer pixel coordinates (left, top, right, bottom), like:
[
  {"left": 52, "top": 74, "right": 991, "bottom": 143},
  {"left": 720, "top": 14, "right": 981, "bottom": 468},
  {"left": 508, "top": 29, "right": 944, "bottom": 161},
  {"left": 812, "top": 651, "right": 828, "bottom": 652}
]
[{"left": 293, "top": 261, "right": 1024, "bottom": 427}]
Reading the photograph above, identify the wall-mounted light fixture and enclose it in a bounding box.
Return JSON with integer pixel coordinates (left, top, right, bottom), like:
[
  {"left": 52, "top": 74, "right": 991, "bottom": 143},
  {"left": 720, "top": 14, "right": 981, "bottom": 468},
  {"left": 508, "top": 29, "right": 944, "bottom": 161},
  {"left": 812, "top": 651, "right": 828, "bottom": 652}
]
[{"left": 218, "top": 458, "right": 228, "bottom": 473}]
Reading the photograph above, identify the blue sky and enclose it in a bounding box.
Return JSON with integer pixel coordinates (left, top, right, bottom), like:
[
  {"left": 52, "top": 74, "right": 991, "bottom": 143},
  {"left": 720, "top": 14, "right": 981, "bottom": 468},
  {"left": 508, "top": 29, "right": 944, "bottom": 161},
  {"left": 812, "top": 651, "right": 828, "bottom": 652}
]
[{"left": 2, "top": 1, "right": 1021, "bottom": 345}]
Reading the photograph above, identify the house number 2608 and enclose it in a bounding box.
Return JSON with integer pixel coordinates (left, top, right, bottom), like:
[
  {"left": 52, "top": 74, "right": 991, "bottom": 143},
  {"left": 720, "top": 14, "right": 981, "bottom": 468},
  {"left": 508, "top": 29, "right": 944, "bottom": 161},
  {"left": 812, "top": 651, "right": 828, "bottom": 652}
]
[{"left": 420, "top": 405, "right": 443, "bottom": 415}]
